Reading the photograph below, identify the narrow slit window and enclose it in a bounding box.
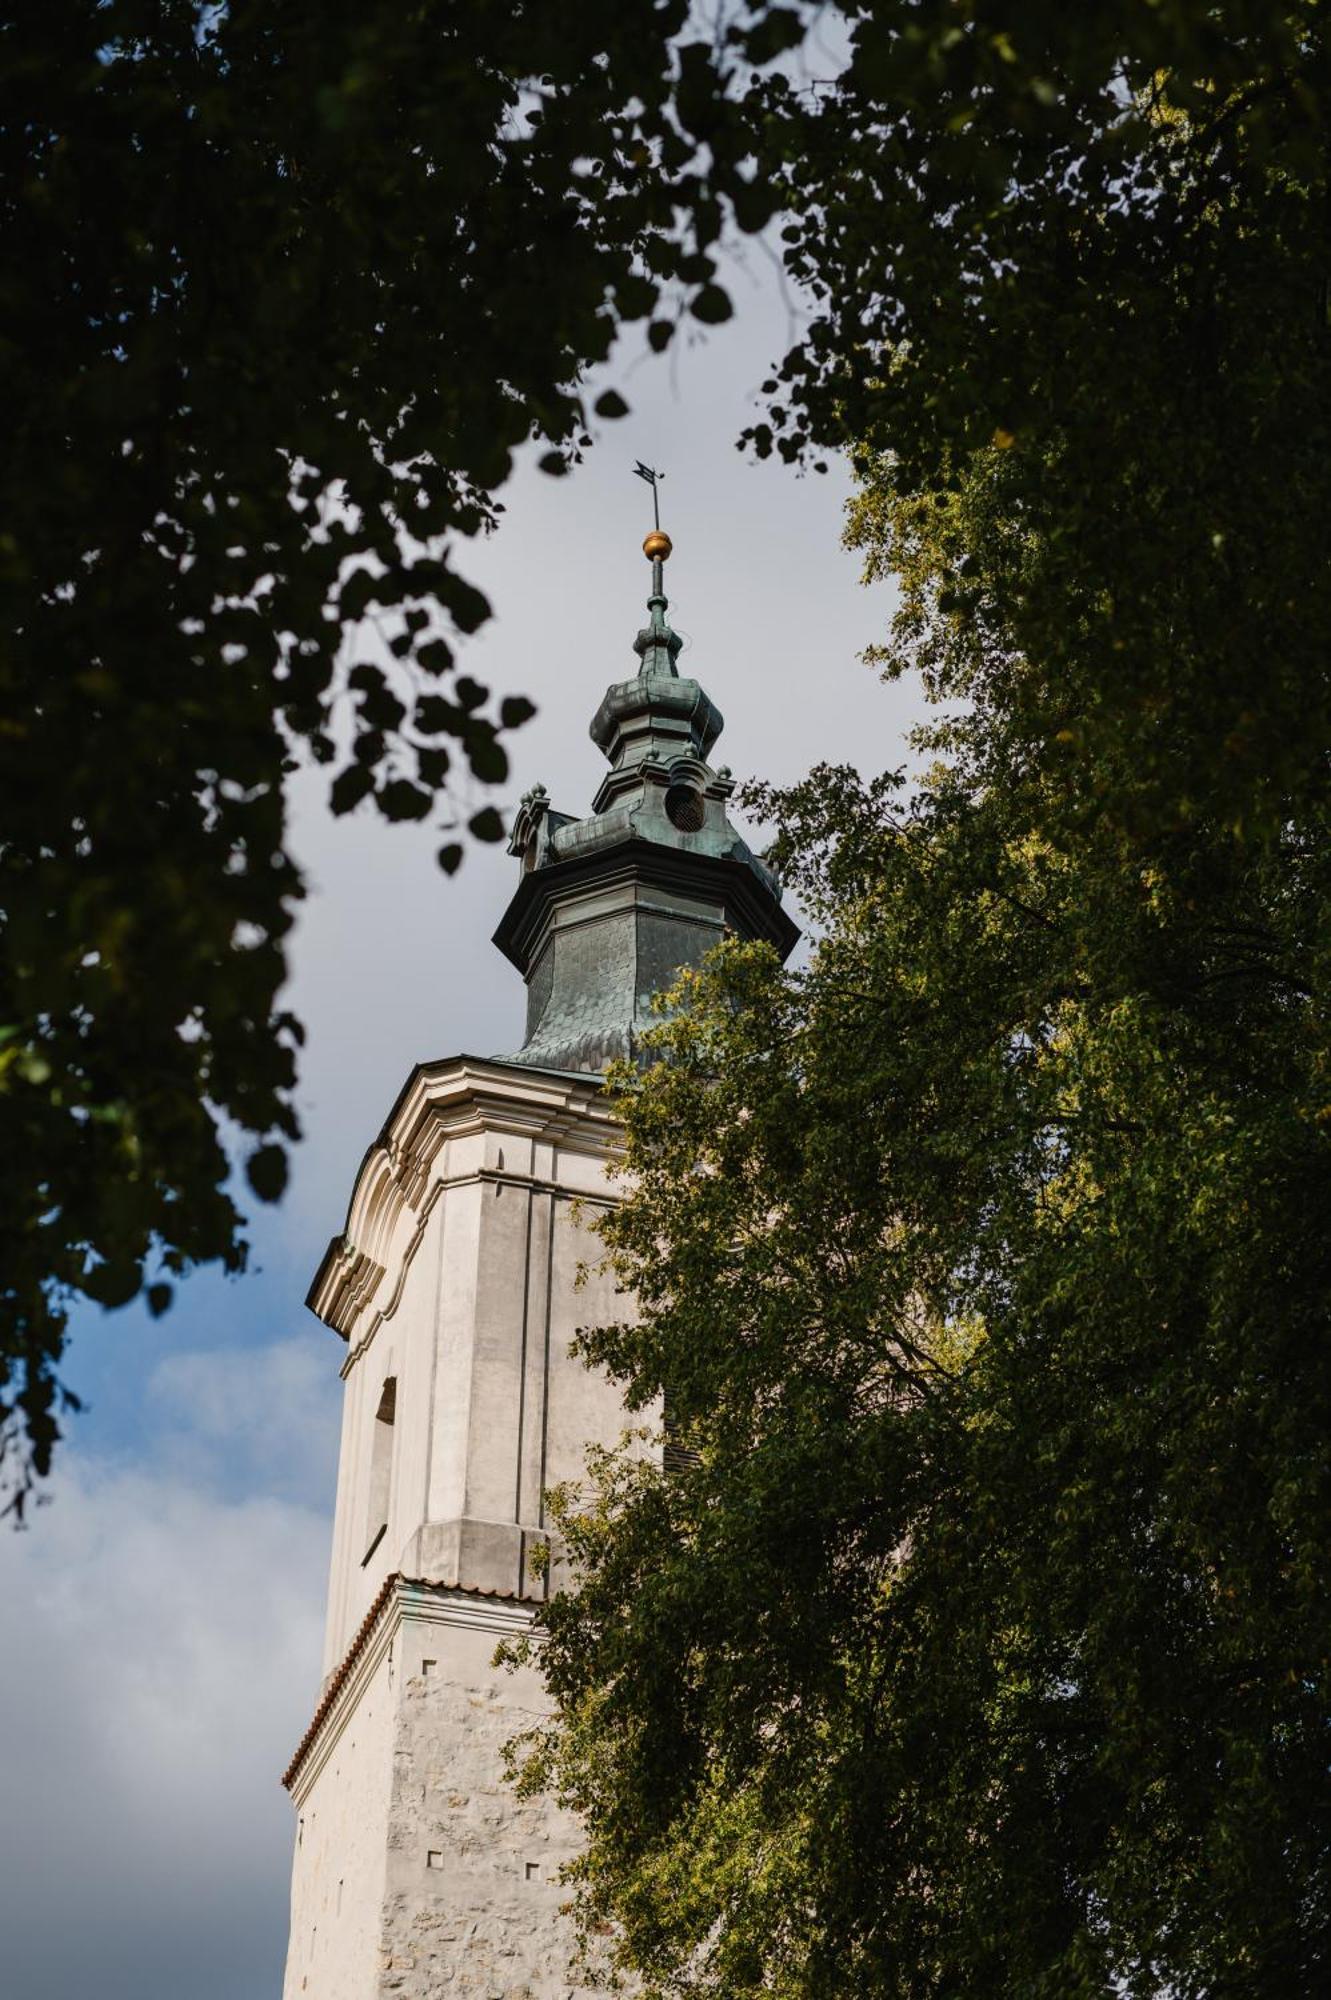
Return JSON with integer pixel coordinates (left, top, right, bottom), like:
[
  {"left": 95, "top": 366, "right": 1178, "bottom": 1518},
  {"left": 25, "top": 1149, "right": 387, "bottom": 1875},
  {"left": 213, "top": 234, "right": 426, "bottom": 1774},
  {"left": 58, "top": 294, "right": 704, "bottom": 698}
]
[{"left": 362, "top": 1376, "right": 397, "bottom": 1563}]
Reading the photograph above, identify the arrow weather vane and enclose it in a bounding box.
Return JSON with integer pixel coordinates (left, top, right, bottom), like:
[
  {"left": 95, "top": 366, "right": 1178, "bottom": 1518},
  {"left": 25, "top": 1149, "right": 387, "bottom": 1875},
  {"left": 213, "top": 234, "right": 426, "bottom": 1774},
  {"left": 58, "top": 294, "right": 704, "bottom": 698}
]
[{"left": 633, "top": 460, "right": 664, "bottom": 532}]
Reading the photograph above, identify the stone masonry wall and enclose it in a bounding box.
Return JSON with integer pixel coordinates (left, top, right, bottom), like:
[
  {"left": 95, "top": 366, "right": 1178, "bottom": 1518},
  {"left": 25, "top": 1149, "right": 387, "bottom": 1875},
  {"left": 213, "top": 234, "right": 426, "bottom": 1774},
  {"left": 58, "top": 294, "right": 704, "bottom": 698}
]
[{"left": 376, "top": 1603, "right": 608, "bottom": 2000}]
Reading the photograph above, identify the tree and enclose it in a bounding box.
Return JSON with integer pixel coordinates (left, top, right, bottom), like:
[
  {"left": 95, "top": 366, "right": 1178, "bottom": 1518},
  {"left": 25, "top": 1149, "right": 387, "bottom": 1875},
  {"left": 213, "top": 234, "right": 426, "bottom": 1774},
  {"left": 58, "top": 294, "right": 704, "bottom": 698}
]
[
  {"left": 505, "top": 7, "right": 1331, "bottom": 1993},
  {"left": 1, "top": 0, "right": 778, "bottom": 1512}
]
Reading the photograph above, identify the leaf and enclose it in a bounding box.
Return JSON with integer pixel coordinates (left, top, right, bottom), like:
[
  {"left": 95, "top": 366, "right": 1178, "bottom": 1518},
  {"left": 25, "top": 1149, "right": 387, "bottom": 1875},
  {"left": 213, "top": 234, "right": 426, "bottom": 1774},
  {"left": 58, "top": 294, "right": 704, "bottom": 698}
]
[
  {"left": 732, "top": 179, "right": 777, "bottom": 234},
  {"left": 467, "top": 734, "right": 509, "bottom": 784},
  {"left": 417, "top": 638, "right": 454, "bottom": 676},
  {"left": 378, "top": 778, "right": 433, "bottom": 822},
  {"left": 740, "top": 6, "right": 806, "bottom": 64},
  {"left": 436, "top": 843, "right": 464, "bottom": 875},
  {"left": 595, "top": 390, "right": 631, "bottom": 420},
  {"left": 245, "top": 1144, "right": 288, "bottom": 1204},
  {"left": 500, "top": 695, "right": 537, "bottom": 728},
  {"left": 357, "top": 678, "right": 406, "bottom": 730},
  {"left": 83, "top": 1259, "right": 141, "bottom": 1309},
  {"left": 330, "top": 765, "right": 375, "bottom": 815},
  {"left": 468, "top": 806, "right": 505, "bottom": 842},
  {"left": 415, "top": 695, "right": 464, "bottom": 736},
  {"left": 613, "top": 274, "right": 656, "bottom": 323},
  {"left": 690, "top": 284, "right": 733, "bottom": 325},
  {"left": 440, "top": 576, "right": 491, "bottom": 636},
  {"left": 338, "top": 567, "right": 380, "bottom": 621}
]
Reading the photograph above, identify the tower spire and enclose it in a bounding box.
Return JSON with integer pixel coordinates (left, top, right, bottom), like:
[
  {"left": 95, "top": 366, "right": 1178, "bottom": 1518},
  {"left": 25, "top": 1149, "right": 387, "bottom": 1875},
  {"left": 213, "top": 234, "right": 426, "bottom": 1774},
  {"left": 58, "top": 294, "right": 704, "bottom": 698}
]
[
  {"left": 495, "top": 512, "right": 797, "bottom": 1072},
  {"left": 631, "top": 464, "right": 681, "bottom": 677}
]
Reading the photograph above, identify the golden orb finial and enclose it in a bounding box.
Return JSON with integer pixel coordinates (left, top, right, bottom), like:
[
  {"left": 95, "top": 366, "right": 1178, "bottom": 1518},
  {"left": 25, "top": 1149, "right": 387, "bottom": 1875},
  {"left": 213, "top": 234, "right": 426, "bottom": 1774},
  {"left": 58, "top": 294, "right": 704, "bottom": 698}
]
[{"left": 643, "top": 529, "right": 672, "bottom": 562}]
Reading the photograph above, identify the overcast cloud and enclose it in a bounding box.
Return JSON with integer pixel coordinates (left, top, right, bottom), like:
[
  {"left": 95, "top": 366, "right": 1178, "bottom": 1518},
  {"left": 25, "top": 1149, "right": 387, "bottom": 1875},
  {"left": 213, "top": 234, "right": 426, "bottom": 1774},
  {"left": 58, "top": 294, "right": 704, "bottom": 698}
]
[{"left": 0, "top": 1345, "right": 331, "bottom": 2000}]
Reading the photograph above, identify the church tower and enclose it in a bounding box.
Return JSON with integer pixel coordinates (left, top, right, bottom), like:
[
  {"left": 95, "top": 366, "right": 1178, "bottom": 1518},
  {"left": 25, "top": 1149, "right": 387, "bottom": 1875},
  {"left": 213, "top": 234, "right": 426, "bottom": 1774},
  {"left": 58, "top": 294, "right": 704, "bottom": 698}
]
[{"left": 281, "top": 526, "right": 798, "bottom": 2000}]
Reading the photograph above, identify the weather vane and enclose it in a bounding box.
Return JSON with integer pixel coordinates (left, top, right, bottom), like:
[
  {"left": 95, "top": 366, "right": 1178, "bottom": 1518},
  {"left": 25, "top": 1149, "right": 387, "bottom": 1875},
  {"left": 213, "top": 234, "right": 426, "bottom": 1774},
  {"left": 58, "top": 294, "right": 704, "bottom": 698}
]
[{"left": 633, "top": 461, "right": 671, "bottom": 564}]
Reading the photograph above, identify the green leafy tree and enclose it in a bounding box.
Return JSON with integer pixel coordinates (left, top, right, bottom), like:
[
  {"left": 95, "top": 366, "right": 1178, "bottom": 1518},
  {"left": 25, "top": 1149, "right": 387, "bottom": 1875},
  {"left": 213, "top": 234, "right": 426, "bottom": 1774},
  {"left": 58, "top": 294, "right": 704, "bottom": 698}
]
[
  {"left": 506, "top": 7, "right": 1331, "bottom": 1994},
  {"left": 0, "top": 0, "right": 789, "bottom": 1511}
]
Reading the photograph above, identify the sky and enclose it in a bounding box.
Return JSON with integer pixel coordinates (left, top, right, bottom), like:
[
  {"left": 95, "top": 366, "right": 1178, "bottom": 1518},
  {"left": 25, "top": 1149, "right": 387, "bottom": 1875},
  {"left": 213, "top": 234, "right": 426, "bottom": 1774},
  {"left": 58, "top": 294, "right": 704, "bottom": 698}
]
[{"left": 0, "top": 249, "right": 928, "bottom": 1999}]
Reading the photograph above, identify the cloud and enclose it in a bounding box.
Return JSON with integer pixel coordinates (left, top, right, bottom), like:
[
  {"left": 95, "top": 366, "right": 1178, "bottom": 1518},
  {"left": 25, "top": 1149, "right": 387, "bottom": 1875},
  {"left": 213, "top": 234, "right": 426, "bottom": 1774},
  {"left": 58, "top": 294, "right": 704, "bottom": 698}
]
[
  {"left": 0, "top": 1347, "right": 331, "bottom": 2000},
  {"left": 147, "top": 1333, "right": 341, "bottom": 1508}
]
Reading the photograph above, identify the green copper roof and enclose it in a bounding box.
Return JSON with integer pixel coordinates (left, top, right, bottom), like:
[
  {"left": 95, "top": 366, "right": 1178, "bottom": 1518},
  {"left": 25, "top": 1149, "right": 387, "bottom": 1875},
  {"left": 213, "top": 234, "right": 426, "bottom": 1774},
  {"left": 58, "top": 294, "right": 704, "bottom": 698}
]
[{"left": 492, "top": 536, "right": 798, "bottom": 1074}]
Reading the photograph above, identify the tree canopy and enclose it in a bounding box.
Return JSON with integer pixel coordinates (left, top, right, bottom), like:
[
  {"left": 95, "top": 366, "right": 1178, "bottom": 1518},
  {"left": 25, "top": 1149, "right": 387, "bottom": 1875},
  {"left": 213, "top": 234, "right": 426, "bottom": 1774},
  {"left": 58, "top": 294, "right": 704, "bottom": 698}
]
[
  {"left": 0, "top": 0, "right": 753, "bottom": 1510},
  {"left": 502, "top": 5, "right": 1331, "bottom": 1993}
]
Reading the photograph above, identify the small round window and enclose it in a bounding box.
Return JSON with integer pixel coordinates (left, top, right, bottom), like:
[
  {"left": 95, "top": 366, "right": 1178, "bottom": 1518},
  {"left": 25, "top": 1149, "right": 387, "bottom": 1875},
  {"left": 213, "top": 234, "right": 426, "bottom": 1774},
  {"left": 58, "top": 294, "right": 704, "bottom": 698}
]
[{"left": 665, "top": 784, "right": 706, "bottom": 833}]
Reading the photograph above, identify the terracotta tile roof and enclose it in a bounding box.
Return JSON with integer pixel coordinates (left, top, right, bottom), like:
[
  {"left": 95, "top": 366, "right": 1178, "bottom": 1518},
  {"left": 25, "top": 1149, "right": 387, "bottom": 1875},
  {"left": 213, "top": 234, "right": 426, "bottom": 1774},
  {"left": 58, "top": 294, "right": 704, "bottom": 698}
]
[
  {"left": 280, "top": 1573, "right": 534, "bottom": 1792},
  {"left": 282, "top": 1571, "right": 402, "bottom": 1792}
]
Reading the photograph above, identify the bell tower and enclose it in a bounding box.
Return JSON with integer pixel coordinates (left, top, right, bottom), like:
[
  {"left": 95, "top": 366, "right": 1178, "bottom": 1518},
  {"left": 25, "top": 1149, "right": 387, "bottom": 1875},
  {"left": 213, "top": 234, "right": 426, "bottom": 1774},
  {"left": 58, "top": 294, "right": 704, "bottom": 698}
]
[{"left": 280, "top": 525, "right": 797, "bottom": 2000}]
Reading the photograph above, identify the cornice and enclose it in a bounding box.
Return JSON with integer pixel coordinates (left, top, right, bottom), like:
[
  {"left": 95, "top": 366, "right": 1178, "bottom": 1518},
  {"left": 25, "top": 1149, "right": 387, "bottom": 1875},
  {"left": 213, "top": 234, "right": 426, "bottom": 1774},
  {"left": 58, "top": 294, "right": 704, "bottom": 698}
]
[
  {"left": 307, "top": 1055, "right": 621, "bottom": 1342},
  {"left": 282, "top": 1573, "right": 537, "bottom": 1802},
  {"left": 492, "top": 837, "right": 800, "bottom": 975}
]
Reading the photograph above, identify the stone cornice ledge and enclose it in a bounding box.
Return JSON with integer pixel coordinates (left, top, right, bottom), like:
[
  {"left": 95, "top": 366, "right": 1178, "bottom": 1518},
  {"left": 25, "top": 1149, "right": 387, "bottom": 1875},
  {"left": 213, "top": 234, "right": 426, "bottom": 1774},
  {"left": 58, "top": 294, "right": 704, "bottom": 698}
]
[
  {"left": 282, "top": 1572, "right": 536, "bottom": 1802},
  {"left": 307, "top": 1054, "right": 619, "bottom": 1341}
]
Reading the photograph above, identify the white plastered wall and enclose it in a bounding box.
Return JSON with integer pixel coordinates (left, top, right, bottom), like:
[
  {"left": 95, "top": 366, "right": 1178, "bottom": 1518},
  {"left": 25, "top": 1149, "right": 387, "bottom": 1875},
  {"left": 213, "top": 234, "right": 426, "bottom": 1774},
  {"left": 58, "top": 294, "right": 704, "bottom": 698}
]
[
  {"left": 285, "top": 1061, "right": 650, "bottom": 1998},
  {"left": 285, "top": 1630, "right": 397, "bottom": 2000}
]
